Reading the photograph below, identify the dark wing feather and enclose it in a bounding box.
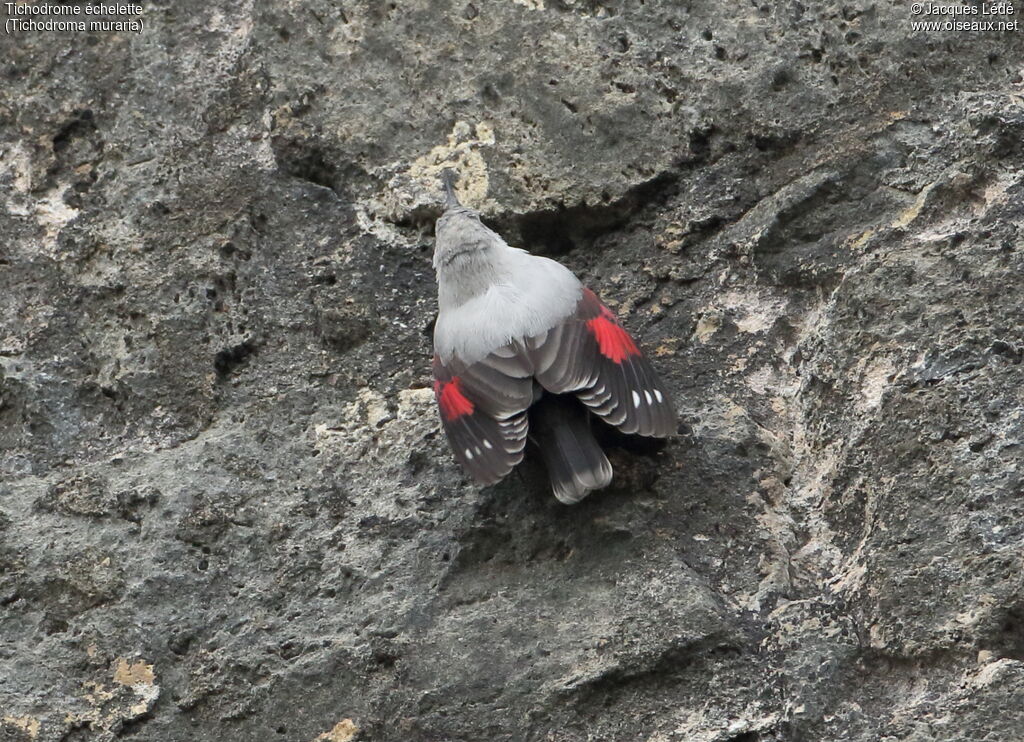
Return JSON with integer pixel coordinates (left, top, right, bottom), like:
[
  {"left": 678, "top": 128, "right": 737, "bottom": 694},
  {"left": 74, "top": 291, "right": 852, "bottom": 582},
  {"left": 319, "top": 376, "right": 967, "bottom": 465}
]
[
  {"left": 432, "top": 353, "right": 533, "bottom": 484},
  {"left": 532, "top": 288, "right": 676, "bottom": 437}
]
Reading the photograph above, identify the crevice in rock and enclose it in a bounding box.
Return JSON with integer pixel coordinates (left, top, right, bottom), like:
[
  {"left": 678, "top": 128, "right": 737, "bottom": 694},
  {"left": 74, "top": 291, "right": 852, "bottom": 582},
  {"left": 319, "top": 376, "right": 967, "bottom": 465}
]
[
  {"left": 494, "top": 169, "right": 680, "bottom": 257},
  {"left": 986, "top": 602, "right": 1024, "bottom": 661},
  {"left": 46, "top": 108, "right": 104, "bottom": 205},
  {"left": 116, "top": 707, "right": 158, "bottom": 738},
  {"left": 530, "top": 639, "right": 753, "bottom": 734},
  {"left": 559, "top": 636, "right": 744, "bottom": 704},
  {"left": 856, "top": 645, "right": 971, "bottom": 674},
  {"left": 213, "top": 339, "right": 257, "bottom": 379},
  {"left": 272, "top": 138, "right": 337, "bottom": 189},
  {"left": 52, "top": 109, "right": 97, "bottom": 154},
  {"left": 726, "top": 733, "right": 765, "bottom": 742},
  {"left": 403, "top": 126, "right": 720, "bottom": 256},
  {"left": 270, "top": 136, "right": 367, "bottom": 202}
]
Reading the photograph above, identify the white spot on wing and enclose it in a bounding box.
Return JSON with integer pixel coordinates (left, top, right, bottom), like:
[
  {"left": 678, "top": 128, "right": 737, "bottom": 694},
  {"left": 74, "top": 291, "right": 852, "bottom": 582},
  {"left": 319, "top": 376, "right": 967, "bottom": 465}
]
[
  {"left": 632, "top": 390, "right": 641, "bottom": 408},
  {"left": 654, "top": 389, "right": 664, "bottom": 403},
  {"left": 465, "top": 448, "right": 474, "bottom": 460},
  {"left": 483, "top": 439, "right": 493, "bottom": 449},
  {"left": 644, "top": 390, "right": 653, "bottom": 404}
]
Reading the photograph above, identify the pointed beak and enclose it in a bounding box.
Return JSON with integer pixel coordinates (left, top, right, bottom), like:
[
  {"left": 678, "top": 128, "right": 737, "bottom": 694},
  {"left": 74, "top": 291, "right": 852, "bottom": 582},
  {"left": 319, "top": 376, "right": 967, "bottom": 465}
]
[{"left": 440, "top": 168, "right": 461, "bottom": 209}]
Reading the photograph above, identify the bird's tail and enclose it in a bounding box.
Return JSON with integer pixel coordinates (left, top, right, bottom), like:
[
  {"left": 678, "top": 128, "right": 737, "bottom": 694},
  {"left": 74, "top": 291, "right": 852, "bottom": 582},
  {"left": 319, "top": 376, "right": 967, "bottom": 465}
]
[{"left": 530, "top": 394, "right": 613, "bottom": 505}]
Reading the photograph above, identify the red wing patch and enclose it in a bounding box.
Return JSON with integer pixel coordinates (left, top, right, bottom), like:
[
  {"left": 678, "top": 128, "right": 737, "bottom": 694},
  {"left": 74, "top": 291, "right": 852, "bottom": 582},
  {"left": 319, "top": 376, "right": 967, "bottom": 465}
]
[
  {"left": 586, "top": 307, "right": 640, "bottom": 364},
  {"left": 434, "top": 376, "right": 474, "bottom": 421},
  {"left": 431, "top": 353, "right": 533, "bottom": 485},
  {"left": 532, "top": 288, "right": 677, "bottom": 437}
]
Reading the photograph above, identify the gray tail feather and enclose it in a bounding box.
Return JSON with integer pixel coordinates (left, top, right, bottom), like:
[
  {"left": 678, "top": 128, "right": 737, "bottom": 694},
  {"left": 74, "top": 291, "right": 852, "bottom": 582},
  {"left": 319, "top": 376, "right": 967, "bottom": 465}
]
[{"left": 530, "top": 395, "right": 613, "bottom": 505}]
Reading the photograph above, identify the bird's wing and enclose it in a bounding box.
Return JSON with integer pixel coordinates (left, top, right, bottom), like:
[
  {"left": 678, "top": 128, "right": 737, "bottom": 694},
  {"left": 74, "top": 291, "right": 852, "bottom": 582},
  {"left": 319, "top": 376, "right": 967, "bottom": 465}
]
[
  {"left": 432, "top": 348, "right": 534, "bottom": 485},
  {"left": 529, "top": 288, "right": 676, "bottom": 437},
  {"left": 432, "top": 288, "right": 674, "bottom": 483}
]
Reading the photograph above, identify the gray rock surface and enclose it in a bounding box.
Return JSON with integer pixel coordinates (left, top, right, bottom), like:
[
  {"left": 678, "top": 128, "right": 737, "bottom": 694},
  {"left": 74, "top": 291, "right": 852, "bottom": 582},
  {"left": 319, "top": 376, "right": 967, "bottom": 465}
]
[{"left": 2, "top": 1, "right": 1023, "bottom": 740}]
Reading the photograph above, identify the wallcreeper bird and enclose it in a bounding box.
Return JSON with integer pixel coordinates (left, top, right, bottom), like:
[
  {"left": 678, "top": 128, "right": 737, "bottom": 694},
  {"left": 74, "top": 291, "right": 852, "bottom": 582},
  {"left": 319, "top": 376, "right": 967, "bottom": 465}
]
[{"left": 431, "top": 170, "right": 675, "bottom": 504}]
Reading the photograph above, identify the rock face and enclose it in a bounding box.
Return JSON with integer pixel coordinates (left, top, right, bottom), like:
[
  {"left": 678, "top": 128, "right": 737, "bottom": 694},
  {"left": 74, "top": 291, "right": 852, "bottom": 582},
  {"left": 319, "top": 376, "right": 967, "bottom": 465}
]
[{"left": 2, "top": 1, "right": 1023, "bottom": 740}]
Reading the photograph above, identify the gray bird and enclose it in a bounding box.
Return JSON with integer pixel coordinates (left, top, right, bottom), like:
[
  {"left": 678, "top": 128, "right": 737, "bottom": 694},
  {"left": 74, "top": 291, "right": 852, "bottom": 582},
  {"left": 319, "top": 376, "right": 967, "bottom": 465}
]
[{"left": 431, "top": 169, "right": 675, "bottom": 503}]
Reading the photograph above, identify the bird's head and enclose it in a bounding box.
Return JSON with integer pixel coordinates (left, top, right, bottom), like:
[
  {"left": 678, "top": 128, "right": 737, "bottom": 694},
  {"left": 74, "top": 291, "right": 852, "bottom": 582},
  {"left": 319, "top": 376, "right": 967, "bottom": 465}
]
[{"left": 433, "top": 169, "right": 503, "bottom": 271}]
